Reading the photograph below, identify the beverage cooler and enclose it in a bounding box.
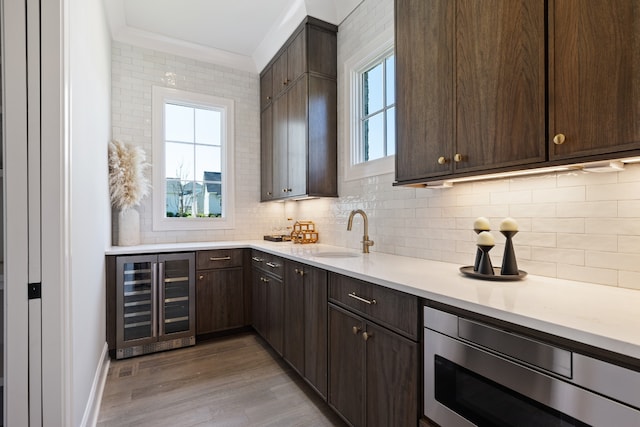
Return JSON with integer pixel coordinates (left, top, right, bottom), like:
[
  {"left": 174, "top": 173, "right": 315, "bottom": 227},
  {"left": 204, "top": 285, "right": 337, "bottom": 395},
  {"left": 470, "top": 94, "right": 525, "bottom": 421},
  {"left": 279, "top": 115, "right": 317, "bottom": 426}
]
[{"left": 115, "top": 253, "right": 196, "bottom": 359}]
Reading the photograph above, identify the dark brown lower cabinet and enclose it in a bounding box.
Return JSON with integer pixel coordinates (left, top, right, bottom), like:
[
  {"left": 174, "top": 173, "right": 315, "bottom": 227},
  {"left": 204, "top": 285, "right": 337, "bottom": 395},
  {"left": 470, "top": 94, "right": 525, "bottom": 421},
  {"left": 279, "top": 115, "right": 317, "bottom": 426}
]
[
  {"left": 329, "top": 304, "right": 418, "bottom": 427},
  {"left": 196, "top": 268, "right": 244, "bottom": 334},
  {"left": 252, "top": 266, "right": 284, "bottom": 355},
  {"left": 284, "top": 261, "right": 328, "bottom": 398},
  {"left": 195, "top": 249, "right": 247, "bottom": 336}
]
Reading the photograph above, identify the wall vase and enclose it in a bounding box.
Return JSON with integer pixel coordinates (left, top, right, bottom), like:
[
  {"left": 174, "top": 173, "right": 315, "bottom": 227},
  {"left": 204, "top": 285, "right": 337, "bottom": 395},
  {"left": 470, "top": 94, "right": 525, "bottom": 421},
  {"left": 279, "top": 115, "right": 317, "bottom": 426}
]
[{"left": 118, "top": 208, "right": 140, "bottom": 246}]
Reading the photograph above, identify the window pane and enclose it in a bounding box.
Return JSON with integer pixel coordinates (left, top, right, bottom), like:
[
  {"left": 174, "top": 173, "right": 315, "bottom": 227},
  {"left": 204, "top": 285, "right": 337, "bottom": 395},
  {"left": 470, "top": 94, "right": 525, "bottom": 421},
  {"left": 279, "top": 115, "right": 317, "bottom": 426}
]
[
  {"left": 165, "top": 104, "right": 194, "bottom": 143},
  {"left": 165, "top": 141, "right": 195, "bottom": 181},
  {"left": 195, "top": 145, "right": 221, "bottom": 181},
  {"left": 363, "top": 112, "right": 385, "bottom": 161},
  {"left": 203, "top": 175, "right": 223, "bottom": 217},
  {"left": 386, "top": 55, "right": 395, "bottom": 106},
  {"left": 387, "top": 106, "right": 396, "bottom": 156},
  {"left": 363, "top": 62, "right": 384, "bottom": 115},
  {"left": 165, "top": 178, "right": 196, "bottom": 217},
  {"left": 195, "top": 108, "right": 221, "bottom": 146}
]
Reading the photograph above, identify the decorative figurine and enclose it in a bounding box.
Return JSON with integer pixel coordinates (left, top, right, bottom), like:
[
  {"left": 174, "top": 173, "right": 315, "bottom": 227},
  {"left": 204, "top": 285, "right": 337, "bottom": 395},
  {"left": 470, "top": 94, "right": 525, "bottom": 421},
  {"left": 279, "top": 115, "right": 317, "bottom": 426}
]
[
  {"left": 473, "top": 217, "right": 491, "bottom": 272},
  {"left": 476, "top": 231, "right": 495, "bottom": 275},
  {"left": 500, "top": 217, "right": 519, "bottom": 275}
]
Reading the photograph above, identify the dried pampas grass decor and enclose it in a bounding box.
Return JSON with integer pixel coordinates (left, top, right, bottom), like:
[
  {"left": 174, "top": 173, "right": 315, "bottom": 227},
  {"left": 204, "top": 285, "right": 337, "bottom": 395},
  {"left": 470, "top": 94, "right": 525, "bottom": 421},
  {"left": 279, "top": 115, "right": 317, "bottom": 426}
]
[{"left": 108, "top": 140, "right": 150, "bottom": 210}]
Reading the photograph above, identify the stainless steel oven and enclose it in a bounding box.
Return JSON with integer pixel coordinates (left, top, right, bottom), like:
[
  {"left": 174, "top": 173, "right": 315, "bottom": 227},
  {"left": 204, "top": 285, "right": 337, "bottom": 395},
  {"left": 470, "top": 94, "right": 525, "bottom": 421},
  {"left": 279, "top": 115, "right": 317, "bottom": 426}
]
[{"left": 424, "top": 306, "right": 640, "bottom": 426}]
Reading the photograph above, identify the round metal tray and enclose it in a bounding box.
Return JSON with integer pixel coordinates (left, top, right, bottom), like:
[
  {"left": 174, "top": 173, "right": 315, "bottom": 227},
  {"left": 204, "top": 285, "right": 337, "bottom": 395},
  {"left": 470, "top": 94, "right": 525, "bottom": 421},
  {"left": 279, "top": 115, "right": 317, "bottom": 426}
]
[{"left": 459, "top": 266, "right": 527, "bottom": 281}]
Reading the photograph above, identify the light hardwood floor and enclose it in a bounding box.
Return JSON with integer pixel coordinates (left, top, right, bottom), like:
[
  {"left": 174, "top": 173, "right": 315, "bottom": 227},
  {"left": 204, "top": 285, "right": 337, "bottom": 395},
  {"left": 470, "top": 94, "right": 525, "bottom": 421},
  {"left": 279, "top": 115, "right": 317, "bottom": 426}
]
[{"left": 97, "top": 332, "right": 346, "bottom": 427}]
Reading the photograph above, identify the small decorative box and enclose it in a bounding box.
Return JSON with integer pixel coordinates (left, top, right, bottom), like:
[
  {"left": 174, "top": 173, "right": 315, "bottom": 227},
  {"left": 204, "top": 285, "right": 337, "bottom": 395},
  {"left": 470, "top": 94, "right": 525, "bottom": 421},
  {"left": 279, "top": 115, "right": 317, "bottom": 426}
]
[{"left": 290, "top": 221, "right": 319, "bottom": 244}]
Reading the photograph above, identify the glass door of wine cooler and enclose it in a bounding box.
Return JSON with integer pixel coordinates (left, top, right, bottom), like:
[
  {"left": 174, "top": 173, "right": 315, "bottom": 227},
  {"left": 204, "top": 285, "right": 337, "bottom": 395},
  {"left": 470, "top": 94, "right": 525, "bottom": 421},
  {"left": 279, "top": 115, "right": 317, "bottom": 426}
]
[
  {"left": 116, "top": 255, "right": 157, "bottom": 349},
  {"left": 115, "top": 252, "right": 195, "bottom": 358},
  {"left": 158, "top": 253, "right": 195, "bottom": 339}
]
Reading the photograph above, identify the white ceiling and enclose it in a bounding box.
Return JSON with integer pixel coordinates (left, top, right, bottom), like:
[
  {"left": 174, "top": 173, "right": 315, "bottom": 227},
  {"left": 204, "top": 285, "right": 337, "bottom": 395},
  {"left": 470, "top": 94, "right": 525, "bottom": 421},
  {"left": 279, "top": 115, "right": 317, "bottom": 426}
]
[{"left": 104, "top": 0, "right": 363, "bottom": 73}]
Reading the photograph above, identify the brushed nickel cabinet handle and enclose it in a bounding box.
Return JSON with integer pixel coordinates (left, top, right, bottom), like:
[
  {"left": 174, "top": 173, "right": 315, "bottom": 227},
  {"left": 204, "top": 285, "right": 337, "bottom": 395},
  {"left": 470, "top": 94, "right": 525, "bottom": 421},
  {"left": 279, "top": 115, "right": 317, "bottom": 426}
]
[
  {"left": 362, "top": 331, "right": 372, "bottom": 341},
  {"left": 348, "top": 292, "right": 376, "bottom": 305},
  {"left": 266, "top": 262, "right": 279, "bottom": 268},
  {"left": 352, "top": 326, "right": 362, "bottom": 335},
  {"left": 260, "top": 276, "right": 270, "bottom": 283},
  {"left": 553, "top": 133, "right": 566, "bottom": 145},
  {"left": 252, "top": 256, "right": 264, "bottom": 262},
  {"left": 210, "top": 256, "right": 231, "bottom": 261},
  {"left": 294, "top": 268, "right": 304, "bottom": 276}
]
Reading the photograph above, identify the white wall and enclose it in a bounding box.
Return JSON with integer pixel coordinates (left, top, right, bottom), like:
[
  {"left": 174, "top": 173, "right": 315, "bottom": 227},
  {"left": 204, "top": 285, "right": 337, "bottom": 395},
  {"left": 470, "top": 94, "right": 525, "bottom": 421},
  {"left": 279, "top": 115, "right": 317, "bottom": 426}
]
[
  {"left": 111, "top": 43, "right": 284, "bottom": 244},
  {"left": 69, "top": 0, "right": 112, "bottom": 424}
]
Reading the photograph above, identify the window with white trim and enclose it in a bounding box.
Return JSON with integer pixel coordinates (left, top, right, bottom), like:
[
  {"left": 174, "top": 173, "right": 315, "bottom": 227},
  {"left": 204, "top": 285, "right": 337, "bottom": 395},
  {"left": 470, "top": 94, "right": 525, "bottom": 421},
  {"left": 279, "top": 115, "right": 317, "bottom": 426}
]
[
  {"left": 152, "top": 86, "right": 235, "bottom": 231},
  {"left": 344, "top": 27, "right": 395, "bottom": 181}
]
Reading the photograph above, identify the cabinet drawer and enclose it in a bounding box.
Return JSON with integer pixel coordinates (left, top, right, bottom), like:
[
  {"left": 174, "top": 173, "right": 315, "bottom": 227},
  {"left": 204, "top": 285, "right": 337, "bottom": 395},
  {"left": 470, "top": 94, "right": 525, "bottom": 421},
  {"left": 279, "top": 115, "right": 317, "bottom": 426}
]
[
  {"left": 197, "top": 249, "right": 243, "bottom": 270},
  {"left": 251, "top": 250, "right": 284, "bottom": 279},
  {"left": 329, "top": 273, "right": 418, "bottom": 340}
]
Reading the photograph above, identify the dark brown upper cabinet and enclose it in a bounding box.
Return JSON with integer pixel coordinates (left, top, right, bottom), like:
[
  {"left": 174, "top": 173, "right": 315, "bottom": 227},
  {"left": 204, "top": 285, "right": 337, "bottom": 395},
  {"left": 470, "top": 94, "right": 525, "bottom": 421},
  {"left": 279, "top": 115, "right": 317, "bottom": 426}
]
[
  {"left": 260, "top": 17, "right": 338, "bottom": 201},
  {"left": 395, "top": 0, "right": 546, "bottom": 184},
  {"left": 549, "top": 0, "right": 640, "bottom": 161},
  {"left": 396, "top": 0, "right": 640, "bottom": 185}
]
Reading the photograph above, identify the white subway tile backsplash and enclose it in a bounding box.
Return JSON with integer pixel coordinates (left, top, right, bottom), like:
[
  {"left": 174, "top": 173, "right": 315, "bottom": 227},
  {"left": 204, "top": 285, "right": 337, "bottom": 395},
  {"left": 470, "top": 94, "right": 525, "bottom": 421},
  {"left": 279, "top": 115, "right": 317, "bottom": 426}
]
[
  {"left": 557, "top": 233, "right": 617, "bottom": 252},
  {"left": 618, "top": 236, "right": 640, "bottom": 254},
  {"left": 532, "top": 186, "right": 585, "bottom": 204},
  {"left": 555, "top": 201, "right": 617, "bottom": 218},
  {"left": 619, "top": 271, "right": 640, "bottom": 290},
  {"left": 532, "top": 247, "right": 584, "bottom": 266},
  {"left": 586, "top": 251, "right": 640, "bottom": 272},
  {"left": 532, "top": 218, "right": 585, "bottom": 233},
  {"left": 586, "top": 182, "right": 640, "bottom": 201},
  {"left": 557, "top": 265, "right": 618, "bottom": 286},
  {"left": 585, "top": 218, "right": 640, "bottom": 236}
]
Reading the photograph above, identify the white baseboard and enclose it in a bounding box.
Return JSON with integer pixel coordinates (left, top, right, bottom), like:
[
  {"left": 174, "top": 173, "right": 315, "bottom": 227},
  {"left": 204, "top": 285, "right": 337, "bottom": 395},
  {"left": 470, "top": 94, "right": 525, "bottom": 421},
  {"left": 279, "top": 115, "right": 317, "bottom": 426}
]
[{"left": 81, "top": 342, "right": 110, "bottom": 427}]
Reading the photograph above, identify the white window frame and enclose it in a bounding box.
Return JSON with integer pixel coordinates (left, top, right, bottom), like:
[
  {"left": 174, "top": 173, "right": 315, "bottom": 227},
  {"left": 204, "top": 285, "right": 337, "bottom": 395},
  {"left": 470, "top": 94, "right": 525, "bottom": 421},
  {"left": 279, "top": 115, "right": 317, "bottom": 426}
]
[
  {"left": 344, "top": 26, "right": 395, "bottom": 181},
  {"left": 152, "top": 86, "right": 235, "bottom": 231}
]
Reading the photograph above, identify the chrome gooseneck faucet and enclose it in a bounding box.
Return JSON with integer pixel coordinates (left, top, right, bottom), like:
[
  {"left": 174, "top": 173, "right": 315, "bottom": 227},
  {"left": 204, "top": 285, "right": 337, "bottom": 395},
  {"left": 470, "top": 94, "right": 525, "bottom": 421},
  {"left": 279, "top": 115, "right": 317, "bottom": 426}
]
[{"left": 347, "top": 209, "right": 374, "bottom": 253}]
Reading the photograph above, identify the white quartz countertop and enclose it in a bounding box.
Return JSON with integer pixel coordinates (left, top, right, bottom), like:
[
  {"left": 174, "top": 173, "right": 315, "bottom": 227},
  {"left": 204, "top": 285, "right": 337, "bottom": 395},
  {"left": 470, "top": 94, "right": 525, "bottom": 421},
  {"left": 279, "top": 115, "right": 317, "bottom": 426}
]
[{"left": 106, "top": 241, "right": 640, "bottom": 362}]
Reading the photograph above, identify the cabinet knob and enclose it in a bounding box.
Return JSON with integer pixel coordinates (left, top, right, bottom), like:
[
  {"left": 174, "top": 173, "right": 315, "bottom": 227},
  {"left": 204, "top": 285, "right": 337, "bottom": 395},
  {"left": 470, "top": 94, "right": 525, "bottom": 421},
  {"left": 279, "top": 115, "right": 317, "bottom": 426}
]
[
  {"left": 266, "top": 191, "right": 272, "bottom": 196},
  {"left": 266, "top": 96, "right": 271, "bottom": 101},
  {"left": 553, "top": 133, "right": 566, "bottom": 145},
  {"left": 454, "top": 153, "right": 463, "bottom": 162},
  {"left": 283, "top": 79, "right": 288, "bottom": 86},
  {"left": 437, "top": 156, "right": 448, "bottom": 165},
  {"left": 352, "top": 326, "right": 362, "bottom": 335},
  {"left": 198, "top": 275, "right": 204, "bottom": 280},
  {"left": 362, "top": 331, "right": 372, "bottom": 341},
  {"left": 294, "top": 268, "right": 305, "bottom": 276}
]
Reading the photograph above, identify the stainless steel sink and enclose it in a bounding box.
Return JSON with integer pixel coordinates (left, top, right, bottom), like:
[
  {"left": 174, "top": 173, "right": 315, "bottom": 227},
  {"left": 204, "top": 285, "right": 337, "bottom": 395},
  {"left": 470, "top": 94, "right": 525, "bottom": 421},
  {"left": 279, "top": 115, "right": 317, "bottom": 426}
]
[{"left": 313, "top": 251, "right": 361, "bottom": 258}]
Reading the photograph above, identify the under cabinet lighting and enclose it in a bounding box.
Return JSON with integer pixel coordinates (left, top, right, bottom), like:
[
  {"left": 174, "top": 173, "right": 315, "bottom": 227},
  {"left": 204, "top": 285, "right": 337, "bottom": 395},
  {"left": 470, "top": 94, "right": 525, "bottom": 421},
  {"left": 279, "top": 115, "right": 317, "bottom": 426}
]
[{"left": 582, "top": 161, "right": 625, "bottom": 173}]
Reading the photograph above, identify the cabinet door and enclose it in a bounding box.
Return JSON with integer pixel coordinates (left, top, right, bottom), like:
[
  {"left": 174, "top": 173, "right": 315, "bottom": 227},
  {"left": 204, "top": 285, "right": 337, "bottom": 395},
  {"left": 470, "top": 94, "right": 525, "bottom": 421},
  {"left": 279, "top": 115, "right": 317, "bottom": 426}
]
[
  {"left": 260, "top": 105, "right": 274, "bottom": 201},
  {"left": 328, "top": 305, "right": 365, "bottom": 427},
  {"left": 287, "top": 29, "right": 306, "bottom": 83},
  {"left": 365, "top": 322, "right": 418, "bottom": 427},
  {"left": 395, "top": 0, "right": 454, "bottom": 182},
  {"left": 196, "top": 268, "right": 244, "bottom": 335},
  {"left": 158, "top": 253, "right": 195, "bottom": 339},
  {"left": 267, "top": 275, "right": 284, "bottom": 355},
  {"left": 260, "top": 66, "right": 273, "bottom": 111},
  {"left": 284, "top": 262, "right": 305, "bottom": 374},
  {"left": 273, "top": 50, "right": 289, "bottom": 98},
  {"left": 304, "top": 265, "right": 328, "bottom": 398},
  {"left": 455, "top": 0, "right": 545, "bottom": 172},
  {"left": 272, "top": 93, "right": 289, "bottom": 198},
  {"left": 252, "top": 268, "right": 268, "bottom": 338},
  {"left": 287, "top": 76, "right": 308, "bottom": 197},
  {"left": 550, "top": 0, "right": 640, "bottom": 160}
]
